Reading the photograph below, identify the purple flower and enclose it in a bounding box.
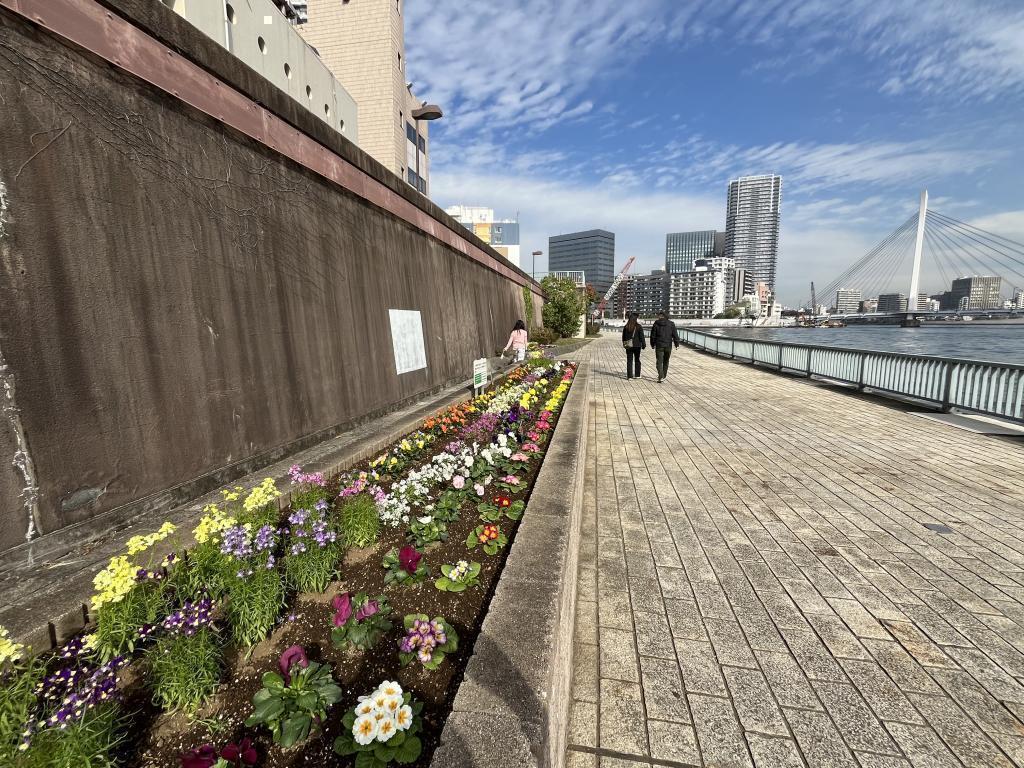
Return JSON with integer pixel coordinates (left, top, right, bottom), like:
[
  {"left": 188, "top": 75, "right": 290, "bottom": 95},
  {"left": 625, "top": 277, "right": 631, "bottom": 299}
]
[
  {"left": 398, "top": 545, "right": 422, "bottom": 574},
  {"left": 279, "top": 645, "right": 308, "bottom": 684},
  {"left": 355, "top": 600, "right": 379, "bottom": 621},
  {"left": 332, "top": 593, "right": 352, "bottom": 627},
  {"left": 315, "top": 499, "right": 329, "bottom": 512}
]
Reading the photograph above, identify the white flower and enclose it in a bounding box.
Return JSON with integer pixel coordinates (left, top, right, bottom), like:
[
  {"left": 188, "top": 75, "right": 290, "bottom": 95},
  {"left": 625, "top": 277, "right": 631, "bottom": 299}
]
[
  {"left": 376, "top": 716, "right": 398, "bottom": 742},
  {"left": 395, "top": 704, "right": 414, "bottom": 731},
  {"left": 417, "top": 515, "right": 433, "bottom": 524},
  {"left": 355, "top": 700, "right": 376, "bottom": 717},
  {"left": 353, "top": 713, "right": 378, "bottom": 745},
  {"left": 380, "top": 694, "right": 403, "bottom": 717},
  {"left": 377, "top": 680, "right": 403, "bottom": 698}
]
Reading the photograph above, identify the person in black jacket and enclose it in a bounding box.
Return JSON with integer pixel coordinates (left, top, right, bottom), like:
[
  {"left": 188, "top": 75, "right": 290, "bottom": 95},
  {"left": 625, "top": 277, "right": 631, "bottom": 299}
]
[
  {"left": 649, "top": 311, "right": 679, "bottom": 383},
  {"left": 621, "top": 312, "right": 645, "bottom": 380}
]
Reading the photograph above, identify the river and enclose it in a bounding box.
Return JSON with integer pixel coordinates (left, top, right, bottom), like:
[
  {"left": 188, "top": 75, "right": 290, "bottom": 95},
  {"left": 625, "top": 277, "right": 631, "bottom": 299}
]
[{"left": 703, "top": 323, "right": 1024, "bottom": 365}]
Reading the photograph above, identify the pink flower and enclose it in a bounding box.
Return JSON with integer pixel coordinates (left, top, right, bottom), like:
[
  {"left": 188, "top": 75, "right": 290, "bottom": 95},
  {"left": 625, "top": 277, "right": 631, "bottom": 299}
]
[
  {"left": 355, "top": 600, "right": 379, "bottom": 621},
  {"left": 453, "top": 475, "right": 466, "bottom": 489},
  {"left": 523, "top": 442, "right": 540, "bottom": 453},
  {"left": 332, "top": 593, "right": 352, "bottom": 627},
  {"left": 474, "top": 483, "right": 485, "bottom": 497},
  {"left": 510, "top": 452, "right": 529, "bottom": 462},
  {"left": 528, "top": 431, "right": 541, "bottom": 441},
  {"left": 501, "top": 475, "right": 520, "bottom": 485}
]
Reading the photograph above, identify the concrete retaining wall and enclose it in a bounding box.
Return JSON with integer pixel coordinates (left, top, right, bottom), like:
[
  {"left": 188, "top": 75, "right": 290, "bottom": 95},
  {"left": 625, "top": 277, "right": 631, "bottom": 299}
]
[{"left": 0, "top": 1, "right": 542, "bottom": 558}]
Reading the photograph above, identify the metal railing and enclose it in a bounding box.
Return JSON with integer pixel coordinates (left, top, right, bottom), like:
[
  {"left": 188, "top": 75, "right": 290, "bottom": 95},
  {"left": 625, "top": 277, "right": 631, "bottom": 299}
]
[{"left": 680, "top": 330, "right": 1024, "bottom": 423}]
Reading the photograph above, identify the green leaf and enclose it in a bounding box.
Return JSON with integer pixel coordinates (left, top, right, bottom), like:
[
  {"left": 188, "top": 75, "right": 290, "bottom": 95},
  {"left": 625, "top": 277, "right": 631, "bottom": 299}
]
[
  {"left": 440, "top": 564, "right": 453, "bottom": 578},
  {"left": 468, "top": 562, "right": 482, "bottom": 578},
  {"left": 261, "top": 671, "right": 285, "bottom": 689},
  {"left": 449, "top": 581, "right": 467, "bottom": 593},
  {"left": 394, "top": 735, "right": 423, "bottom": 764},
  {"left": 334, "top": 734, "right": 358, "bottom": 756},
  {"left": 249, "top": 695, "right": 285, "bottom": 724},
  {"left": 355, "top": 751, "right": 378, "bottom": 768},
  {"left": 374, "top": 743, "right": 398, "bottom": 762},
  {"left": 281, "top": 712, "right": 312, "bottom": 748},
  {"left": 435, "top": 577, "right": 452, "bottom": 591}
]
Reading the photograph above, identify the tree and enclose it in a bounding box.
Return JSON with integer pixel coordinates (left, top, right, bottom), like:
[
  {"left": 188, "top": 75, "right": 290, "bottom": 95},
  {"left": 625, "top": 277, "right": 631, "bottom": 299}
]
[
  {"left": 540, "top": 276, "right": 586, "bottom": 338},
  {"left": 714, "top": 304, "right": 744, "bottom": 320}
]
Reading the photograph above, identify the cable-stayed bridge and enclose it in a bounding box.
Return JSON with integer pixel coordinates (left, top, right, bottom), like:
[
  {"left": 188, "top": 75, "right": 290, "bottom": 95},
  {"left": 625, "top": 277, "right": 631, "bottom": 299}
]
[{"left": 806, "top": 191, "right": 1024, "bottom": 325}]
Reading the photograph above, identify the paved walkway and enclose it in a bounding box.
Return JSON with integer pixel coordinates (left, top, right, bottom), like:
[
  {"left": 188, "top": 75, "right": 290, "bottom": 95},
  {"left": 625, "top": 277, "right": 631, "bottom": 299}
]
[{"left": 567, "top": 335, "right": 1024, "bottom": 768}]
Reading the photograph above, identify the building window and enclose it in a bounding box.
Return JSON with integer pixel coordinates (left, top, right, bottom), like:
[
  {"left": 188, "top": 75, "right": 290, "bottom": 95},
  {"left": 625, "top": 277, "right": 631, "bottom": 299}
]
[
  {"left": 324, "top": 104, "right": 330, "bottom": 118},
  {"left": 406, "top": 123, "right": 416, "bottom": 142},
  {"left": 417, "top": 134, "right": 425, "bottom": 152},
  {"left": 225, "top": 3, "right": 236, "bottom": 23},
  {"left": 284, "top": 62, "right": 291, "bottom": 79},
  {"left": 306, "top": 85, "right": 312, "bottom": 100},
  {"left": 339, "top": 119, "right": 345, "bottom": 132},
  {"left": 257, "top": 36, "right": 267, "bottom": 54}
]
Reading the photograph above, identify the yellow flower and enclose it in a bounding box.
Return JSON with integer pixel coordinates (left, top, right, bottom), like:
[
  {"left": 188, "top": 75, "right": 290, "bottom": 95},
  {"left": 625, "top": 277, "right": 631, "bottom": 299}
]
[
  {"left": 91, "top": 556, "right": 139, "bottom": 611},
  {"left": 0, "top": 626, "right": 26, "bottom": 665},
  {"left": 194, "top": 504, "right": 236, "bottom": 544},
  {"left": 221, "top": 485, "right": 244, "bottom": 502},
  {"left": 243, "top": 478, "right": 280, "bottom": 513}
]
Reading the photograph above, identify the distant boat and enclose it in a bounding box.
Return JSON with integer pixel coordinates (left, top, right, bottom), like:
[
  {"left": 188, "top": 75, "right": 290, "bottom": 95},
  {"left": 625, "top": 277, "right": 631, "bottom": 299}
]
[{"left": 962, "top": 316, "right": 973, "bottom": 322}]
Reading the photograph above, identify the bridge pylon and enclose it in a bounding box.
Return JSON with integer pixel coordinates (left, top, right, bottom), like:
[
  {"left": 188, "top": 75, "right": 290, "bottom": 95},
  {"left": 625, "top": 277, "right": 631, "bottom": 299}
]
[{"left": 903, "top": 190, "right": 928, "bottom": 327}]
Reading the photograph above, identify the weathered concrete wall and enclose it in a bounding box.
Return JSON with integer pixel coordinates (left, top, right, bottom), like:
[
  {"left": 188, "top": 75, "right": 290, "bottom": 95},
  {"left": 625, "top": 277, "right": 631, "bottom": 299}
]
[{"left": 0, "top": 4, "right": 541, "bottom": 555}]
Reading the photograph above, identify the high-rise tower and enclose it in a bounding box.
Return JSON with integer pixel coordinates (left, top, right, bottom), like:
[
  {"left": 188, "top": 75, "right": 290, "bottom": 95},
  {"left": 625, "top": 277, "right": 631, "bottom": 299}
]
[{"left": 725, "top": 174, "right": 782, "bottom": 294}]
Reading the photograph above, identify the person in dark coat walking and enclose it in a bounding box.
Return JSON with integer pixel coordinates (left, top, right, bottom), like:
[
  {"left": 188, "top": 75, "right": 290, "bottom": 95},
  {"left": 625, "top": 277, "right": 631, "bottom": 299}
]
[
  {"left": 649, "top": 311, "right": 679, "bottom": 383},
  {"left": 621, "top": 312, "right": 646, "bottom": 380}
]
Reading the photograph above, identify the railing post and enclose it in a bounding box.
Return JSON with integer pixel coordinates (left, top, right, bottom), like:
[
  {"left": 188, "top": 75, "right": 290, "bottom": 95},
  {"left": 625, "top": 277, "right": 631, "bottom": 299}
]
[
  {"left": 940, "top": 362, "right": 954, "bottom": 412},
  {"left": 857, "top": 353, "right": 866, "bottom": 391},
  {"left": 777, "top": 345, "right": 783, "bottom": 371},
  {"left": 806, "top": 349, "right": 812, "bottom": 378}
]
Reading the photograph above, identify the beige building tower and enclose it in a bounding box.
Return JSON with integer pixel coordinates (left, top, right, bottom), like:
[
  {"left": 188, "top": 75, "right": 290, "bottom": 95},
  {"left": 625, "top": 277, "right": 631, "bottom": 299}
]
[{"left": 298, "top": 0, "right": 437, "bottom": 194}]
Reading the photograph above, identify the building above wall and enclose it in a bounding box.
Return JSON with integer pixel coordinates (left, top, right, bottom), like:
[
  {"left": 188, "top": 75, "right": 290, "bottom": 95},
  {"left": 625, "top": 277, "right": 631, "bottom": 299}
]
[{"left": 160, "top": 0, "right": 358, "bottom": 143}]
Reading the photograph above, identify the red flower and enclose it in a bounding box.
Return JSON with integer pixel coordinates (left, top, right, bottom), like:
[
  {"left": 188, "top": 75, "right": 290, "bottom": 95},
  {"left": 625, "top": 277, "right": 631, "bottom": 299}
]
[
  {"left": 398, "top": 545, "right": 422, "bottom": 574},
  {"left": 221, "top": 738, "right": 258, "bottom": 766},
  {"left": 181, "top": 745, "right": 218, "bottom": 768},
  {"left": 279, "top": 645, "right": 308, "bottom": 683}
]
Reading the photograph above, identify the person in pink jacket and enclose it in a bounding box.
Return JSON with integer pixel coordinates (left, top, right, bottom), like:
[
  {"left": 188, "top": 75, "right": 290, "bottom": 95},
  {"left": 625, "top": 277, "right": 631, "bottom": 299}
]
[{"left": 503, "top": 320, "right": 529, "bottom": 362}]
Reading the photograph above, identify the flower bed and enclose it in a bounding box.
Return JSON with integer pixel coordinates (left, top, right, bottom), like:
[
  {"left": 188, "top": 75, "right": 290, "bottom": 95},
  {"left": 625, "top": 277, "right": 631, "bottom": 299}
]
[{"left": 0, "top": 356, "right": 577, "bottom": 768}]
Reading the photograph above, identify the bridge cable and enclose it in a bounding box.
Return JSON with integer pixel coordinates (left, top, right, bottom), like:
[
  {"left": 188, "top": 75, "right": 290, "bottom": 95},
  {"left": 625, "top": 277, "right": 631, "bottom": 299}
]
[
  {"left": 859, "top": 224, "right": 918, "bottom": 301},
  {"left": 927, "top": 219, "right": 1024, "bottom": 292},
  {"left": 928, "top": 217, "right": 1024, "bottom": 285},
  {"left": 809, "top": 214, "right": 918, "bottom": 306},
  {"left": 929, "top": 212, "right": 1024, "bottom": 265},
  {"left": 929, "top": 211, "right": 1024, "bottom": 257},
  {"left": 923, "top": 228, "right": 951, "bottom": 289}
]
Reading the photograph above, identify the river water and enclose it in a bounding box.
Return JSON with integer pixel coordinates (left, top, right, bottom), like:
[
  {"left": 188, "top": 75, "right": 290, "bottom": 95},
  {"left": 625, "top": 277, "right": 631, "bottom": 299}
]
[{"left": 704, "top": 323, "right": 1024, "bottom": 365}]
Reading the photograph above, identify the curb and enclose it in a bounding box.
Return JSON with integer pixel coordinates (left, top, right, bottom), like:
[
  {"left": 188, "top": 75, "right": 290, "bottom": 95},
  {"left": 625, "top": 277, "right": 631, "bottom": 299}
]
[{"left": 431, "top": 361, "right": 590, "bottom": 768}]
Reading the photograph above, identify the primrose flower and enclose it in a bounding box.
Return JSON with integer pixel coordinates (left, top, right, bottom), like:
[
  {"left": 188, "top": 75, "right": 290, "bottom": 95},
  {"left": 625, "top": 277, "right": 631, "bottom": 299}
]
[
  {"left": 398, "top": 545, "right": 422, "bottom": 574},
  {"left": 279, "top": 645, "right": 308, "bottom": 683},
  {"left": 452, "top": 475, "right": 465, "bottom": 490},
  {"left": 395, "top": 704, "right": 414, "bottom": 731},
  {"left": 353, "top": 713, "right": 379, "bottom": 745},
  {"left": 474, "top": 483, "right": 485, "bottom": 496},
  {"left": 333, "top": 593, "right": 353, "bottom": 627},
  {"left": 501, "top": 475, "right": 520, "bottom": 485}
]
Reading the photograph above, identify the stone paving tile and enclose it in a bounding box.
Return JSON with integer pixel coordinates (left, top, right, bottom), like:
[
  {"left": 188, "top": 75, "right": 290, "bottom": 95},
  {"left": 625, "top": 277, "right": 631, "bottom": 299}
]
[
  {"left": 648, "top": 719, "right": 700, "bottom": 765},
  {"left": 746, "top": 734, "right": 806, "bottom": 767},
  {"left": 724, "top": 667, "right": 789, "bottom": 736},
  {"left": 566, "top": 339, "right": 1024, "bottom": 768},
  {"left": 690, "top": 694, "right": 755, "bottom": 767}
]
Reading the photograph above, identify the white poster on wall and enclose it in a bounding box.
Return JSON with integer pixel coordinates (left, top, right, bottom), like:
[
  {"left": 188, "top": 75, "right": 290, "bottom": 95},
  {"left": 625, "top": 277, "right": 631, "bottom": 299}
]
[{"left": 389, "top": 309, "right": 427, "bottom": 375}]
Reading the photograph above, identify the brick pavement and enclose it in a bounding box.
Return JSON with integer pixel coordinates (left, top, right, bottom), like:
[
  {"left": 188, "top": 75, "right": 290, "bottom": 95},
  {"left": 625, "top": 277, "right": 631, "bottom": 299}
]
[{"left": 566, "top": 335, "right": 1024, "bottom": 768}]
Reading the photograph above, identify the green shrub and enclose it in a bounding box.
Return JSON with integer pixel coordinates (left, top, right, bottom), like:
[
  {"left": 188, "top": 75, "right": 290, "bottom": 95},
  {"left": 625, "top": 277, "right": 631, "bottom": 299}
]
[
  {"left": 165, "top": 542, "right": 225, "bottom": 602},
  {"left": 0, "top": 659, "right": 43, "bottom": 759},
  {"left": 21, "top": 706, "right": 122, "bottom": 768},
  {"left": 148, "top": 625, "right": 221, "bottom": 713},
  {"left": 531, "top": 326, "right": 560, "bottom": 345},
  {"left": 93, "top": 582, "right": 165, "bottom": 662},
  {"left": 283, "top": 507, "right": 341, "bottom": 594},
  {"left": 540, "top": 275, "right": 586, "bottom": 338},
  {"left": 338, "top": 494, "right": 380, "bottom": 549},
  {"left": 224, "top": 567, "right": 284, "bottom": 648}
]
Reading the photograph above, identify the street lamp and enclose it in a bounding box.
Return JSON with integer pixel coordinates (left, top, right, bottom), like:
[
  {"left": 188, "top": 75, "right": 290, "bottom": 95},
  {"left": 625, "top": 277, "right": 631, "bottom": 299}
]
[
  {"left": 531, "top": 250, "right": 542, "bottom": 281},
  {"left": 410, "top": 102, "right": 443, "bottom": 194}
]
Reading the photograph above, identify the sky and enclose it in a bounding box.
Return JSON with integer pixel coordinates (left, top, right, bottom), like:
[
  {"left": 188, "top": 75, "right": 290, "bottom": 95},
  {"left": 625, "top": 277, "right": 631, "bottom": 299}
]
[{"left": 405, "top": 0, "right": 1024, "bottom": 306}]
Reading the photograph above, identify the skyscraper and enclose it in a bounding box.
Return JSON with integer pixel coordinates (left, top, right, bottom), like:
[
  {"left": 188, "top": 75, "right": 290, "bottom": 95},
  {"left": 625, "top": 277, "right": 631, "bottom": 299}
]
[
  {"left": 725, "top": 174, "right": 783, "bottom": 294},
  {"left": 950, "top": 275, "right": 1002, "bottom": 310},
  {"left": 665, "top": 231, "right": 716, "bottom": 274},
  {"left": 548, "top": 230, "right": 615, "bottom": 297},
  {"left": 835, "top": 289, "right": 862, "bottom": 314}
]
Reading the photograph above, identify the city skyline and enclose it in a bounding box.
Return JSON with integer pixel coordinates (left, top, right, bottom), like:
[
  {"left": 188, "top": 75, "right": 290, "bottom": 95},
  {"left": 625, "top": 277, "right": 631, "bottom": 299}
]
[{"left": 409, "top": 0, "right": 1024, "bottom": 304}]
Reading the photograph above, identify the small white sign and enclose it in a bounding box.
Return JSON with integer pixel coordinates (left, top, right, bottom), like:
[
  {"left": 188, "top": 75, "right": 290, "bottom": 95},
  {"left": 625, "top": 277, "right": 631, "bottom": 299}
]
[
  {"left": 473, "top": 358, "right": 488, "bottom": 389},
  {"left": 389, "top": 309, "right": 427, "bottom": 375}
]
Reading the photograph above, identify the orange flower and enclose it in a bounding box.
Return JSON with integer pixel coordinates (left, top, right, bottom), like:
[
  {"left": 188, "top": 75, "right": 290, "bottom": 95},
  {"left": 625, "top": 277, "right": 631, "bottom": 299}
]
[{"left": 477, "top": 532, "right": 489, "bottom": 543}]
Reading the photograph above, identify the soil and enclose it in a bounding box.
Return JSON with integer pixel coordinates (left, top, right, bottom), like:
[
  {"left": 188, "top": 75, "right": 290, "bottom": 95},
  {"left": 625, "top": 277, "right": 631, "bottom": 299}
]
[{"left": 114, "top": 368, "right": 570, "bottom": 767}]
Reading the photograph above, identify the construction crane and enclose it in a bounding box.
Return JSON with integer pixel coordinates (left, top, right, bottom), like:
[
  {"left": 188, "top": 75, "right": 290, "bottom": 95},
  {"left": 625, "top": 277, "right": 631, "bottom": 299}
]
[
  {"left": 810, "top": 282, "right": 816, "bottom": 316},
  {"left": 594, "top": 257, "right": 636, "bottom": 319}
]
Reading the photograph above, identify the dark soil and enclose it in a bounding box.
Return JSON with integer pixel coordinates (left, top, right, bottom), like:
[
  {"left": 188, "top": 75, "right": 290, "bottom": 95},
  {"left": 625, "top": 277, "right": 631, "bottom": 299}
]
[{"left": 119, "top": 370, "right": 569, "bottom": 767}]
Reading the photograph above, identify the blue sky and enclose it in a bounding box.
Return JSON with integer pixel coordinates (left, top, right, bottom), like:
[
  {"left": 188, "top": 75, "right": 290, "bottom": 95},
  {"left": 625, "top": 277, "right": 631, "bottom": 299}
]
[{"left": 406, "top": 0, "right": 1024, "bottom": 305}]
